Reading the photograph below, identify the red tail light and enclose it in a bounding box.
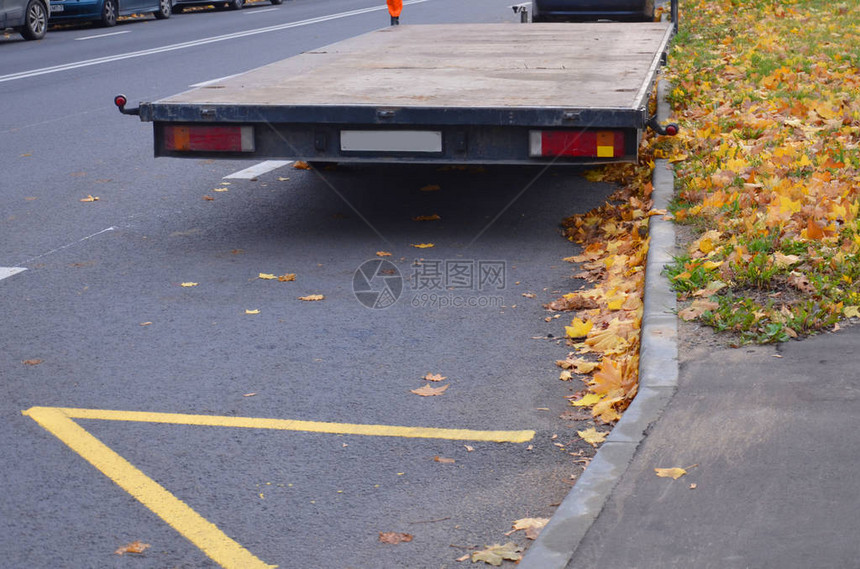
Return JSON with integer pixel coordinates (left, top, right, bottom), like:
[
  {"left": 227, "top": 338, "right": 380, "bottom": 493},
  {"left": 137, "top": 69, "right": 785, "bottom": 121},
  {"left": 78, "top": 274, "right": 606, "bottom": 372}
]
[
  {"left": 529, "top": 130, "right": 625, "bottom": 158},
  {"left": 164, "top": 125, "right": 255, "bottom": 152}
]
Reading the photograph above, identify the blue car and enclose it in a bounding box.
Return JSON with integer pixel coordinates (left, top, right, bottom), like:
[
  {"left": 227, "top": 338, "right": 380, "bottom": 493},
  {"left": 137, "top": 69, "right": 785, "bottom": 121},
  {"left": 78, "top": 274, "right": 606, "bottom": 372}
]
[
  {"left": 49, "top": 0, "right": 172, "bottom": 26},
  {"left": 532, "top": 0, "right": 654, "bottom": 22}
]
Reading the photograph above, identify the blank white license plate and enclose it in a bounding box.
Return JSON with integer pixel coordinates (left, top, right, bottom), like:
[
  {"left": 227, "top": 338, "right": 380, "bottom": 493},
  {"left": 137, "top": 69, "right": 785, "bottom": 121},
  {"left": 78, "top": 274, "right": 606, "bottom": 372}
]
[
  {"left": 340, "top": 130, "right": 442, "bottom": 153},
  {"left": 50, "top": 4, "right": 64, "bottom": 11}
]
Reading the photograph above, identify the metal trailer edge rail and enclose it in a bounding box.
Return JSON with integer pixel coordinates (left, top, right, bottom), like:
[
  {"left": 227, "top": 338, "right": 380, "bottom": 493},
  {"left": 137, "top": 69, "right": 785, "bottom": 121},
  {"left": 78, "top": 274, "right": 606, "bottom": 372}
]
[{"left": 115, "top": 21, "right": 677, "bottom": 165}]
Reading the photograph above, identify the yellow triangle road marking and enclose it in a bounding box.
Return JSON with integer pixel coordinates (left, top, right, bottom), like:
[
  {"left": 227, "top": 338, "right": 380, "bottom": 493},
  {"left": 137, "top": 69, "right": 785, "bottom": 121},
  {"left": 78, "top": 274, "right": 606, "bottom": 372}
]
[{"left": 22, "top": 406, "right": 534, "bottom": 569}]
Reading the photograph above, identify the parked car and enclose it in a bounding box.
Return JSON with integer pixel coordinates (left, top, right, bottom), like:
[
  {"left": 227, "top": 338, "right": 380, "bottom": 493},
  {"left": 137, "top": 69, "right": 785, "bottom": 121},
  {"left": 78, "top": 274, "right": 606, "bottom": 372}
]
[
  {"left": 172, "top": 0, "right": 280, "bottom": 13},
  {"left": 49, "top": 0, "right": 172, "bottom": 26},
  {"left": 1, "top": 0, "right": 49, "bottom": 39},
  {"left": 532, "top": 0, "right": 654, "bottom": 22}
]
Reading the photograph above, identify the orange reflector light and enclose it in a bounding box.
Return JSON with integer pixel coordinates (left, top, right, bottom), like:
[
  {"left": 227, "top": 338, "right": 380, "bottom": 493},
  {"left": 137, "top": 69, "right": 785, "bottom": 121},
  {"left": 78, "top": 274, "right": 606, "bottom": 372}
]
[
  {"left": 529, "top": 130, "right": 625, "bottom": 158},
  {"left": 164, "top": 125, "right": 255, "bottom": 152}
]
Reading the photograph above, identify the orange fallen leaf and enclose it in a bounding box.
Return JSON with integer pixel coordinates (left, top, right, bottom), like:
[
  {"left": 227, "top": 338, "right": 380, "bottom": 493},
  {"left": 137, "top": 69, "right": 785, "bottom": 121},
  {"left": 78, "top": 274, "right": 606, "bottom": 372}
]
[
  {"left": 379, "top": 532, "right": 413, "bottom": 544},
  {"left": 203, "top": 195, "right": 215, "bottom": 201},
  {"left": 376, "top": 251, "right": 392, "bottom": 257},
  {"left": 22, "top": 359, "right": 43, "bottom": 366},
  {"left": 293, "top": 161, "right": 311, "bottom": 170},
  {"left": 423, "top": 373, "right": 446, "bottom": 382},
  {"left": 278, "top": 273, "right": 297, "bottom": 282},
  {"left": 115, "top": 541, "right": 150, "bottom": 555},
  {"left": 419, "top": 184, "right": 441, "bottom": 192},
  {"left": 412, "top": 214, "right": 441, "bottom": 222},
  {"left": 411, "top": 384, "right": 449, "bottom": 397},
  {"left": 434, "top": 456, "right": 455, "bottom": 464}
]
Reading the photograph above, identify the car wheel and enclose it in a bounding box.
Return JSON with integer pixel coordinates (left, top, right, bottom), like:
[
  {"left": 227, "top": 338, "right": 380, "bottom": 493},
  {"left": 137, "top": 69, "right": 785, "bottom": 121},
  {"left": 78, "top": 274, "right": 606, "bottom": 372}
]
[
  {"left": 270, "top": 0, "right": 282, "bottom": 4},
  {"left": 154, "top": 0, "right": 171, "bottom": 18},
  {"left": 20, "top": 0, "right": 47, "bottom": 40},
  {"left": 227, "top": 0, "right": 243, "bottom": 10},
  {"left": 100, "top": 0, "right": 118, "bottom": 26}
]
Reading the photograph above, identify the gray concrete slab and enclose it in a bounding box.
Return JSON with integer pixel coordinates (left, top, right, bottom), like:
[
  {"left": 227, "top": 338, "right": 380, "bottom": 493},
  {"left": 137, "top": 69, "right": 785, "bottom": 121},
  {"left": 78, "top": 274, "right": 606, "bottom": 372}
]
[{"left": 567, "top": 327, "right": 860, "bottom": 569}]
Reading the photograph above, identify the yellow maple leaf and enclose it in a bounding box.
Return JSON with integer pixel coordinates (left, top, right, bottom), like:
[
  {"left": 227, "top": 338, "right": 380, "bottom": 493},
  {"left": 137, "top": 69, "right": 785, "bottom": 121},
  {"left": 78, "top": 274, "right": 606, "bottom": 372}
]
[
  {"left": 572, "top": 392, "right": 602, "bottom": 407},
  {"left": 180, "top": 282, "right": 198, "bottom": 287},
  {"left": 258, "top": 273, "right": 277, "bottom": 280},
  {"left": 510, "top": 518, "right": 549, "bottom": 540},
  {"left": 80, "top": 195, "right": 99, "bottom": 202},
  {"left": 577, "top": 427, "right": 608, "bottom": 447},
  {"left": 245, "top": 309, "right": 260, "bottom": 314},
  {"left": 844, "top": 306, "right": 860, "bottom": 318},
  {"left": 655, "top": 466, "right": 691, "bottom": 480},
  {"left": 471, "top": 543, "right": 523, "bottom": 565},
  {"left": 411, "top": 243, "right": 435, "bottom": 249},
  {"left": 565, "top": 318, "right": 593, "bottom": 339}
]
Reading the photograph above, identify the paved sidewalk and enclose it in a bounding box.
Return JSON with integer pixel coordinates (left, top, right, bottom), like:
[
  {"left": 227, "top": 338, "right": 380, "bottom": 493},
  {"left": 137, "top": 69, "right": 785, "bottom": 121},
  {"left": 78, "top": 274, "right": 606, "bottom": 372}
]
[{"left": 567, "top": 324, "right": 860, "bottom": 569}]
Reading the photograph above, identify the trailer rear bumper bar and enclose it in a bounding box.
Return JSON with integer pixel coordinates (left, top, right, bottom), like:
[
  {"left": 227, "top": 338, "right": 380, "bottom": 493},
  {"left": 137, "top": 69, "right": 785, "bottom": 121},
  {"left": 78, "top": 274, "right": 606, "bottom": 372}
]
[{"left": 151, "top": 122, "right": 643, "bottom": 165}]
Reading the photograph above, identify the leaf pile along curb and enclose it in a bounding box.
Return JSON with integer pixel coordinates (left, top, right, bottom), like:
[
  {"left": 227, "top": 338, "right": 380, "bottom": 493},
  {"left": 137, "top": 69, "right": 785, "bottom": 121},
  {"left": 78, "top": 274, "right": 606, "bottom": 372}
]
[{"left": 549, "top": 146, "right": 663, "bottom": 423}]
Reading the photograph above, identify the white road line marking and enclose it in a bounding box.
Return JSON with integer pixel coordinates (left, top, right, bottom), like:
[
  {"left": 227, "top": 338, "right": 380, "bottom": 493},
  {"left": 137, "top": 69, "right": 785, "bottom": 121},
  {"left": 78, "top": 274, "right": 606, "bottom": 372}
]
[
  {"left": 0, "top": 0, "right": 432, "bottom": 84},
  {"left": 75, "top": 30, "right": 132, "bottom": 41},
  {"left": 224, "top": 160, "right": 292, "bottom": 179},
  {"left": 244, "top": 7, "right": 278, "bottom": 14},
  {"left": 21, "top": 227, "right": 117, "bottom": 264},
  {"left": 189, "top": 73, "right": 243, "bottom": 88},
  {"left": 0, "top": 267, "right": 27, "bottom": 281}
]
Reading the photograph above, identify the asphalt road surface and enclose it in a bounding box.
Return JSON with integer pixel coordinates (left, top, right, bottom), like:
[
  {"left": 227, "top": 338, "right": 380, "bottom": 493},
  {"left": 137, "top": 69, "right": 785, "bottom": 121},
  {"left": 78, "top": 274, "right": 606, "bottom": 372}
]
[{"left": 2, "top": 1, "right": 617, "bottom": 567}]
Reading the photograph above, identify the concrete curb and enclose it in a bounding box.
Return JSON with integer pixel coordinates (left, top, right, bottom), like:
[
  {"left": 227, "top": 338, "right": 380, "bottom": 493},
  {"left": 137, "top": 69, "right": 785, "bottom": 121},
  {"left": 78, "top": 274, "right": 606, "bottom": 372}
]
[{"left": 518, "top": 83, "right": 679, "bottom": 569}]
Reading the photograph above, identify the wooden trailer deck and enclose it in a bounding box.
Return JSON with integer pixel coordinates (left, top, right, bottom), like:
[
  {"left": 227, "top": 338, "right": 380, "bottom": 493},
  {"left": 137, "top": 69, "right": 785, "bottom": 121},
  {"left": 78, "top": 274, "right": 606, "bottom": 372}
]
[{"left": 152, "top": 22, "right": 673, "bottom": 117}]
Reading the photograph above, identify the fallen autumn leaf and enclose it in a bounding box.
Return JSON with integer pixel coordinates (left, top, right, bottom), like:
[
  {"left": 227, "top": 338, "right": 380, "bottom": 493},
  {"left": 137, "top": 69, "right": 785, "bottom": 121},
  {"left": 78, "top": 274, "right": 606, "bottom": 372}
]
[
  {"left": 298, "top": 294, "right": 324, "bottom": 301},
  {"left": 379, "top": 532, "right": 413, "bottom": 544},
  {"left": 411, "top": 384, "right": 449, "bottom": 397}
]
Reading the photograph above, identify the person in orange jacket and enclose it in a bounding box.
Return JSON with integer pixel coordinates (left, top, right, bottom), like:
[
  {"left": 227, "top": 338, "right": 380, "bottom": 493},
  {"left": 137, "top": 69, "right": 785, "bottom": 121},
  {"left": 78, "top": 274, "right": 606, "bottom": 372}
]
[{"left": 387, "top": 0, "right": 401, "bottom": 25}]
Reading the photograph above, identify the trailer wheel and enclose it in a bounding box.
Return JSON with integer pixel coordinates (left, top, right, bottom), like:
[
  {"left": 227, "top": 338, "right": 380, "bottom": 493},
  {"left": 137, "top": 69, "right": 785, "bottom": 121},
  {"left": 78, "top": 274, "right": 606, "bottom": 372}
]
[
  {"left": 100, "top": 0, "right": 118, "bottom": 26},
  {"left": 644, "top": 0, "right": 655, "bottom": 20},
  {"left": 19, "top": 0, "right": 47, "bottom": 40}
]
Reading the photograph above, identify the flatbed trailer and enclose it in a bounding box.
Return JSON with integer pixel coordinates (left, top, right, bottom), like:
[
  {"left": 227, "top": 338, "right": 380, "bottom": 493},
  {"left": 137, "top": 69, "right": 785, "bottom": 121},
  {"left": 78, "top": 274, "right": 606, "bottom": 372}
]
[{"left": 117, "top": 22, "right": 676, "bottom": 165}]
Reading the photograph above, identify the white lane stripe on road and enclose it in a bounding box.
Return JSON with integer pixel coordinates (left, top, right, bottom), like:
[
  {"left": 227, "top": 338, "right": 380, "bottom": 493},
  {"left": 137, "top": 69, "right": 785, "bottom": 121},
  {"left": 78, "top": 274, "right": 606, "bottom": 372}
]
[
  {"left": 0, "top": 267, "right": 27, "bottom": 281},
  {"left": 224, "top": 160, "right": 292, "bottom": 179},
  {"left": 75, "top": 30, "right": 132, "bottom": 41},
  {"left": 244, "top": 7, "right": 279, "bottom": 14},
  {"left": 0, "top": 0, "right": 432, "bottom": 84}
]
